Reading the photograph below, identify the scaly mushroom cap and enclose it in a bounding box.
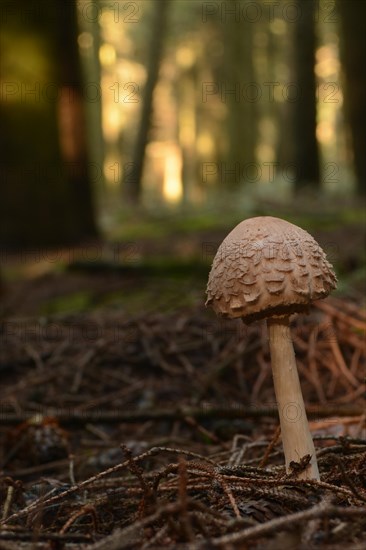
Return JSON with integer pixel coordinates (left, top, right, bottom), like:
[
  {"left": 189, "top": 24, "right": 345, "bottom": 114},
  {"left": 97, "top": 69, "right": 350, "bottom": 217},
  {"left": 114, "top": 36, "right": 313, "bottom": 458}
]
[{"left": 206, "top": 216, "right": 337, "bottom": 323}]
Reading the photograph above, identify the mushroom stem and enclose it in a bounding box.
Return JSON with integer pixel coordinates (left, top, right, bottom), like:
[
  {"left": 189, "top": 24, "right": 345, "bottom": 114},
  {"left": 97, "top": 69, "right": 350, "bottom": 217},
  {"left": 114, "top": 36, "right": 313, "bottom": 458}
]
[{"left": 267, "top": 316, "right": 320, "bottom": 480}]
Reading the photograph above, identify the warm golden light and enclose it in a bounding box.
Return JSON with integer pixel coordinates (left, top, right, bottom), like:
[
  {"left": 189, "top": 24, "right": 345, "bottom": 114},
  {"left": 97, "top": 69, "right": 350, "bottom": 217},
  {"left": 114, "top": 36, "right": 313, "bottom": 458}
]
[
  {"left": 316, "top": 121, "right": 334, "bottom": 145},
  {"left": 270, "top": 18, "right": 286, "bottom": 36},
  {"left": 315, "top": 45, "right": 340, "bottom": 78},
  {"left": 176, "top": 46, "right": 195, "bottom": 69},
  {"left": 256, "top": 144, "right": 275, "bottom": 164},
  {"left": 103, "top": 104, "right": 122, "bottom": 141},
  {"left": 197, "top": 132, "right": 215, "bottom": 156},
  {"left": 99, "top": 43, "right": 116, "bottom": 66},
  {"left": 163, "top": 143, "right": 183, "bottom": 203},
  {"left": 179, "top": 105, "right": 195, "bottom": 146}
]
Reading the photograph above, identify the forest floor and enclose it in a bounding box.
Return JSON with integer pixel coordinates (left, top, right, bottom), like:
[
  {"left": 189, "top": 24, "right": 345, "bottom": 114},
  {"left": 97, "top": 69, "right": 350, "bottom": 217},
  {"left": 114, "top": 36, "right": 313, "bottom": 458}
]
[{"left": 0, "top": 205, "right": 365, "bottom": 548}]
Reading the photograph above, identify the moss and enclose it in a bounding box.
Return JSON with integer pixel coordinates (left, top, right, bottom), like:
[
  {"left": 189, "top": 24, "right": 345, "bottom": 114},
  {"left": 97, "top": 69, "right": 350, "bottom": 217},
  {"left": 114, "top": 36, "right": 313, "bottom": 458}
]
[{"left": 39, "top": 291, "right": 93, "bottom": 315}]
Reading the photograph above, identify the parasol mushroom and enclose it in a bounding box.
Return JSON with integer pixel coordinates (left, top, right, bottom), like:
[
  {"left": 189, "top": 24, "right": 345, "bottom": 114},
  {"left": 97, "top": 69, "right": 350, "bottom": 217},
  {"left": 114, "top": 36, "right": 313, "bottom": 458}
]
[{"left": 206, "top": 216, "right": 337, "bottom": 480}]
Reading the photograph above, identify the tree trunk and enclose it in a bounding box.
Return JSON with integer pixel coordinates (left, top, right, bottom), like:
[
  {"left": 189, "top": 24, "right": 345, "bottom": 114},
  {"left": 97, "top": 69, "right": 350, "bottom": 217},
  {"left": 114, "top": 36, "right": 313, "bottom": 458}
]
[
  {"left": 338, "top": 0, "right": 366, "bottom": 195},
  {"left": 292, "top": 0, "right": 320, "bottom": 190},
  {"left": 223, "top": 0, "right": 257, "bottom": 188},
  {"left": 0, "top": 0, "right": 97, "bottom": 248},
  {"left": 78, "top": 0, "right": 105, "bottom": 196},
  {"left": 123, "top": 0, "right": 170, "bottom": 204},
  {"left": 56, "top": 0, "right": 98, "bottom": 237}
]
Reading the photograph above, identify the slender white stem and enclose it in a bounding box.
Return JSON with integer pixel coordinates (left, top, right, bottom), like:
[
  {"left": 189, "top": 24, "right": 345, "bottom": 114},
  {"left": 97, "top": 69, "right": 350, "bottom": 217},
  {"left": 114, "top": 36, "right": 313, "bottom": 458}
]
[{"left": 267, "top": 317, "right": 320, "bottom": 480}]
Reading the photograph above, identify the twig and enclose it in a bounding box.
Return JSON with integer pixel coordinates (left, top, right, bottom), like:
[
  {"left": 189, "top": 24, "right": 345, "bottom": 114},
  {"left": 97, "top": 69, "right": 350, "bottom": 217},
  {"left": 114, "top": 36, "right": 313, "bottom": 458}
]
[
  {"left": 315, "top": 300, "right": 366, "bottom": 331},
  {"left": 258, "top": 425, "right": 281, "bottom": 469},
  {"left": 0, "top": 530, "right": 92, "bottom": 542},
  {"left": 183, "top": 415, "right": 222, "bottom": 444},
  {"left": 326, "top": 454, "right": 366, "bottom": 503},
  {"left": 1, "top": 486, "right": 14, "bottom": 522},
  {"left": 189, "top": 503, "right": 366, "bottom": 547},
  {"left": 59, "top": 504, "right": 98, "bottom": 534},
  {"left": 0, "top": 404, "right": 364, "bottom": 426},
  {"left": 0, "top": 446, "right": 216, "bottom": 527},
  {"left": 71, "top": 340, "right": 105, "bottom": 393},
  {"left": 69, "top": 453, "right": 76, "bottom": 485},
  {"left": 177, "top": 457, "right": 195, "bottom": 541},
  {"left": 327, "top": 326, "right": 359, "bottom": 387}
]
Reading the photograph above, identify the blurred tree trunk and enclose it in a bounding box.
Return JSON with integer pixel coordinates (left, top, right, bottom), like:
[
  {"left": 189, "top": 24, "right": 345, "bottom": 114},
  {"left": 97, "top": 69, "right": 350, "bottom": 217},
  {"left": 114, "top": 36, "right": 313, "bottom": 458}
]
[
  {"left": 56, "top": 0, "right": 97, "bottom": 235},
  {"left": 177, "top": 64, "right": 198, "bottom": 204},
  {"left": 123, "top": 0, "right": 170, "bottom": 204},
  {"left": 292, "top": 0, "right": 320, "bottom": 190},
  {"left": 278, "top": 1, "right": 319, "bottom": 188},
  {"left": 277, "top": 19, "right": 296, "bottom": 172},
  {"left": 338, "top": 0, "right": 366, "bottom": 195},
  {"left": 0, "top": 0, "right": 97, "bottom": 248},
  {"left": 79, "top": 0, "right": 105, "bottom": 195},
  {"left": 223, "top": 1, "right": 257, "bottom": 188}
]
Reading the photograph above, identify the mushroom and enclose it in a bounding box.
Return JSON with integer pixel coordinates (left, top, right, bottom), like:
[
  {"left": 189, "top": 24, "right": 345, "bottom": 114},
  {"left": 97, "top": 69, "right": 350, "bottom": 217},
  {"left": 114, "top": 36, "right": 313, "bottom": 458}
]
[{"left": 206, "top": 216, "right": 337, "bottom": 480}]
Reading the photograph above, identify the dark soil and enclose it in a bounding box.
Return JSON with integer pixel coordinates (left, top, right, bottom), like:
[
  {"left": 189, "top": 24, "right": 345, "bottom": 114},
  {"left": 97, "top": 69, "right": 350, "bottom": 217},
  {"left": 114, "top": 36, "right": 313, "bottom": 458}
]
[
  {"left": 0, "top": 217, "right": 365, "bottom": 548},
  {"left": 0, "top": 291, "right": 365, "bottom": 549}
]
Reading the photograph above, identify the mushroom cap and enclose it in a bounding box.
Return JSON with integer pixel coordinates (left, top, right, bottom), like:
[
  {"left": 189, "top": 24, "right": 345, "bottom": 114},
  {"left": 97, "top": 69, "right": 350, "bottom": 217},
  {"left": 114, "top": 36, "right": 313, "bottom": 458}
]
[{"left": 206, "top": 216, "right": 337, "bottom": 323}]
